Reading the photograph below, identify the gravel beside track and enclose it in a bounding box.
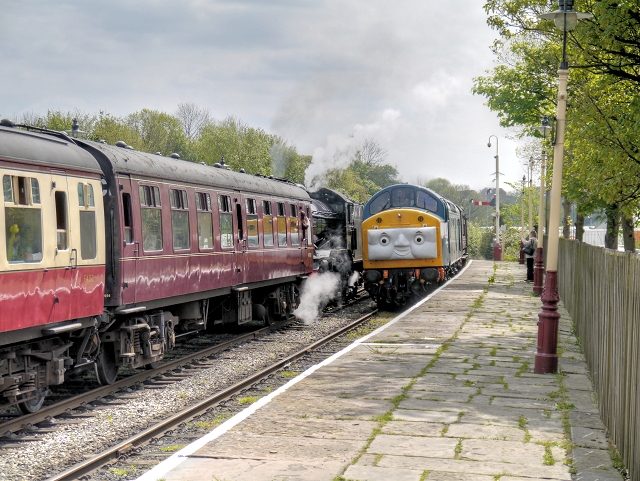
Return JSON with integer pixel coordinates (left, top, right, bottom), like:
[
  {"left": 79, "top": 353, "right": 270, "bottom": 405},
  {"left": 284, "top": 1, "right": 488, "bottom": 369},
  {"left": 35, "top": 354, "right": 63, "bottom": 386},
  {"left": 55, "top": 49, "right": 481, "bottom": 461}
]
[{"left": 0, "top": 299, "right": 378, "bottom": 481}]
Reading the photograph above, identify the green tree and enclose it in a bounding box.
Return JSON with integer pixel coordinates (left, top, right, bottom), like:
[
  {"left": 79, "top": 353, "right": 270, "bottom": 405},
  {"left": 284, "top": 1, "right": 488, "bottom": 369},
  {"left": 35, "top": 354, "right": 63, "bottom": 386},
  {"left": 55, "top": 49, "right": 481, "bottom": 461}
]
[
  {"left": 190, "top": 116, "right": 273, "bottom": 175},
  {"left": 125, "top": 109, "right": 187, "bottom": 157},
  {"left": 475, "top": 0, "right": 640, "bottom": 247}
]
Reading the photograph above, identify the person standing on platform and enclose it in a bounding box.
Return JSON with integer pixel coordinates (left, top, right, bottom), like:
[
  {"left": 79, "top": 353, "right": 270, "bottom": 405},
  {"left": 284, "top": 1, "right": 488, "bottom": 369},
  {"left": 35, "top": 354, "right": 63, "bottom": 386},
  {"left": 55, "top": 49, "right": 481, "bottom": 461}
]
[{"left": 522, "top": 230, "right": 538, "bottom": 282}]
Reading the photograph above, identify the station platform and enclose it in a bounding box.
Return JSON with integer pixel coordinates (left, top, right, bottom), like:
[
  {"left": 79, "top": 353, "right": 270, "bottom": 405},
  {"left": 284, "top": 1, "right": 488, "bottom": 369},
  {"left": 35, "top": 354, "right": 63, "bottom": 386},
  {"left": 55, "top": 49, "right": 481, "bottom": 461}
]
[{"left": 136, "top": 260, "right": 623, "bottom": 481}]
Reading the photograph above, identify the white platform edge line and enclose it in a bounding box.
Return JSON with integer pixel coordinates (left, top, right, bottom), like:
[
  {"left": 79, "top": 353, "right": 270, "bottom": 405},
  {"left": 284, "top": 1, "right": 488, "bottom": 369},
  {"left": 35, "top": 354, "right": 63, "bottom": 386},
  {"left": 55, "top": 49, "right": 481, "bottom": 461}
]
[{"left": 134, "top": 260, "right": 474, "bottom": 481}]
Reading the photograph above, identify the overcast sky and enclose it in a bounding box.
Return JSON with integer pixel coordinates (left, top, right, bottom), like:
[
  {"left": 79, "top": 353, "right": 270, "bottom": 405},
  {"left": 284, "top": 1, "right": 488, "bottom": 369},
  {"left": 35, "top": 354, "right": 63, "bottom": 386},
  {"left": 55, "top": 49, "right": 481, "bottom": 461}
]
[{"left": 1, "top": 0, "right": 530, "bottom": 193}]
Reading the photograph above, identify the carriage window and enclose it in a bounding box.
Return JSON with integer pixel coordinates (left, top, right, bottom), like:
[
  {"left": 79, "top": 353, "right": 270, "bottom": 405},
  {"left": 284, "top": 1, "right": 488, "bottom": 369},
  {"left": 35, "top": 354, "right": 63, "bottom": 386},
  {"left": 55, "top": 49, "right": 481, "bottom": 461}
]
[
  {"left": 220, "top": 213, "right": 233, "bottom": 248},
  {"left": 196, "top": 192, "right": 213, "bottom": 249},
  {"left": 261, "top": 201, "right": 274, "bottom": 246},
  {"left": 277, "top": 217, "right": 287, "bottom": 246},
  {"left": 416, "top": 191, "right": 438, "bottom": 213},
  {"left": 263, "top": 216, "right": 274, "bottom": 246},
  {"left": 3, "top": 175, "right": 43, "bottom": 263},
  {"left": 77, "top": 183, "right": 95, "bottom": 208},
  {"left": 139, "top": 185, "right": 161, "bottom": 207},
  {"left": 276, "top": 202, "right": 287, "bottom": 246},
  {"left": 247, "top": 215, "right": 258, "bottom": 247},
  {"left": 31, "top": 179, "right": 40, "bottom": 204},
  {"left": 218, "top": 194, "right": 232, "bottom": 213},
  {"left": 170, "top": 189, "right": 190, "bottom": 250},
  {"left": 2, "top": 176, "right": 12, "bottom": 202},
  {"left": 140, "top": 184, "right": 162, "bottom": 251},
  {"left": 218, "top": 195, "right": 233, "bottom": 248},
  {"left": 55, "top": 191, "right": 68, "bottom": 250},
  {"left": 245, "top": 199, "right": 258, "bottom": 247},
  {"left": 290, "top": 204, "right": 299, "bottom": 245},
  {"left": 369, "top": 192, "right": 390, "bottom": 215},
  {"left": 122, "top": 193, "right": 133, "bottom": 244},
  {"left": 80, "top": 211, "right": 96, "bottom": 259}
]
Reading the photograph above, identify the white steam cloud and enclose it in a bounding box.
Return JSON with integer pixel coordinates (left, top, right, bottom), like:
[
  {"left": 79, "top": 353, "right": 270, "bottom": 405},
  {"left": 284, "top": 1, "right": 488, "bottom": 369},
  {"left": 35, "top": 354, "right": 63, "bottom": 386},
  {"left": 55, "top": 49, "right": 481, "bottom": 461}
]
[
  {"left": 293, "top": 272, "right": 341, "bottom": 324},
  {"left": 305, "top": 108, "right": 402, "bottom": 186}
]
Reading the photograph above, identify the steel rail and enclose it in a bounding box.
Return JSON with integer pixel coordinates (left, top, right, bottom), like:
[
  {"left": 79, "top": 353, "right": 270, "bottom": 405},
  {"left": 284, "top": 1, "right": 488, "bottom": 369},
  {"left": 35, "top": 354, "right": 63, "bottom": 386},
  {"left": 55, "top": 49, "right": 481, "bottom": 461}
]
[{"left": 44, "top": 309, "right": 378, "bottom": 481}]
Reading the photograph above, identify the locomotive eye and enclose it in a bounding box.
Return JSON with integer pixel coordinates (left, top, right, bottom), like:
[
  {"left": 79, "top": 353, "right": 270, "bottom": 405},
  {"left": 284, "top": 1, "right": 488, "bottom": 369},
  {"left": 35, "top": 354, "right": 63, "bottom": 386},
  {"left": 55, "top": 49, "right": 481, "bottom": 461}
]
[
  {"left": 379, "top": 234, "right": 390, "bottom": 245},
  {"left": 414, "top": 234, "right": 425, "bottom": 245}
]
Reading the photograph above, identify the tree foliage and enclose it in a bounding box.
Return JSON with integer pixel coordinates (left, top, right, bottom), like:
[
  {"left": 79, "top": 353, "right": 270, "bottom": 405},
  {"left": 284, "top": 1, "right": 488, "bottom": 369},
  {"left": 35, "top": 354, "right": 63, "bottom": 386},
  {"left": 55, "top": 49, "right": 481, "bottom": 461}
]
[
  {"left": 475, "top": 0, "right": 640, "bottom": 229},
  {"left": 14, "top": 107, "right": 311, "bottom": 184}
]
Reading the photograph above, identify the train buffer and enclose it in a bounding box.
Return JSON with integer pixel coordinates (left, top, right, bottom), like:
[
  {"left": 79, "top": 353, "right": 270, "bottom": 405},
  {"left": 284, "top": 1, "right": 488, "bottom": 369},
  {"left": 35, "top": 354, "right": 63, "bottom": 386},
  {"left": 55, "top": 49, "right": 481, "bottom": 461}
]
[{"left": 136, "top": 260, "right": 623, "bottom": 481}]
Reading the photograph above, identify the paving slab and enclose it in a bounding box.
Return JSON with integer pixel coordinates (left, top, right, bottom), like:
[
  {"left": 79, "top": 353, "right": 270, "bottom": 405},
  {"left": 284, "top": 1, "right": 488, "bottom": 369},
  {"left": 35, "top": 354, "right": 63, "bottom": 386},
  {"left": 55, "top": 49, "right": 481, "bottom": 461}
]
[
  {"left": 381, "top": 420, "right": 444, "bottom": 436},
  {"left": 445, "top": 422, "right": 524, "bottom": 441},
  {"left": 377, "top": 454, "right": 571, "bottom": 479},
  {"left": 571, "top": 426, "right": 610, "bottom": 449},
  {"left": 343, "top": 464, "right": 423, "bottom": 481},
  {"left": 161, "top": 458, "right": 345, "bottom": 481},
  {"left": 367, "top": 434, "right": 458, "bottom": 458},
  {"left": 459, "top": 438, "right": 546, "bottom": 465}
]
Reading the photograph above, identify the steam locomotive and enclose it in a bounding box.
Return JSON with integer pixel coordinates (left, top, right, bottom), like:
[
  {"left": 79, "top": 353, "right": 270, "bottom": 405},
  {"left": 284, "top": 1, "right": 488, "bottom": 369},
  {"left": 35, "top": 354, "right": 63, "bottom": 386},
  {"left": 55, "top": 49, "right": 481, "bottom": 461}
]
[
  {"left": 309, "top": 187, "right": 363, "bottom": 299},
  {"left": 0, "top": 121, "right": 314, "bottom": 413},
  {"left": 361, "top": 184, "right": 467, "bottom": 309}
]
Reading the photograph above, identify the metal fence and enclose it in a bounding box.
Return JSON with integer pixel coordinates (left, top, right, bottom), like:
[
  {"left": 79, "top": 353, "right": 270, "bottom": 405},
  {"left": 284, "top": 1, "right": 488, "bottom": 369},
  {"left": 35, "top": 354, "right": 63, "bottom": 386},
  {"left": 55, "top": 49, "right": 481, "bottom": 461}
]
[{"left": 558, "top": 239, "right": 640, "bottom": 480}]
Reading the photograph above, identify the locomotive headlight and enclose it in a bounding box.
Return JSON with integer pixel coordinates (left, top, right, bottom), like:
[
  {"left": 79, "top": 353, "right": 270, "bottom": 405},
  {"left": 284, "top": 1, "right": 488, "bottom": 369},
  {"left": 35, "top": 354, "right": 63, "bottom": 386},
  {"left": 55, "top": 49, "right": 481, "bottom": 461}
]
[
  {"left": 379, "top": 234, "right": 390, "bottom": 246},
  {"left": 414, "top": 233, "right": 425, "bottom": 245}
]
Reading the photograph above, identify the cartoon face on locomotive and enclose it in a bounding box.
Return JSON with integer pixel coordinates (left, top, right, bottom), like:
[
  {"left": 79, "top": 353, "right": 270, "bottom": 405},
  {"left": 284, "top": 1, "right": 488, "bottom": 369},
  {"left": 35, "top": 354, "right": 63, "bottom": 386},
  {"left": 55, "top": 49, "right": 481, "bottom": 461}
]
[
  {"left": 0, "top": 121, "right": 313, "bottom": 414},
  {"left": 308, "top": 187, "right": 363, "bottom": 299},
  {"left": 361, "top": 184, "right": 467, "bottom": 309}
]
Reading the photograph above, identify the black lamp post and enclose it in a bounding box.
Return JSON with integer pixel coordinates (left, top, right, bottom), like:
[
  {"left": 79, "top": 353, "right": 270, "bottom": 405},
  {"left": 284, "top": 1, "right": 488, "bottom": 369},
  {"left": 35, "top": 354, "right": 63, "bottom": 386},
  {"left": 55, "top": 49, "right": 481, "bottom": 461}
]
[{"left": 535, "top": 0, "right": 592, "bottom": 374}]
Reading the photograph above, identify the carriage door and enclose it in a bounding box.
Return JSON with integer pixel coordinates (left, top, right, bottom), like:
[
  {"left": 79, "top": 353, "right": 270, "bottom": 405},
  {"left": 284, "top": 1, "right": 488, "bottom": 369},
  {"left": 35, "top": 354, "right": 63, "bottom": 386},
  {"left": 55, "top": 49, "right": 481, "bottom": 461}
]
[
  {"left": 234, "top": 194, "right": 248, "bottom": 285},
  {"left": 50, "top": 174, "right": 72, "bottom": 321},
  {"left": 119, "top": 177, "right": 138, "bottom": 304},
  {"left": 299, "top": 203, "right": 311, "bottom": 272}
]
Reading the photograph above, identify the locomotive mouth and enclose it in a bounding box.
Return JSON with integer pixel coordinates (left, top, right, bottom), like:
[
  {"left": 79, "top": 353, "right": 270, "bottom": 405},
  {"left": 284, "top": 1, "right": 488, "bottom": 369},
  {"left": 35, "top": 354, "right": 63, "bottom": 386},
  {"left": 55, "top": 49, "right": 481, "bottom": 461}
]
[{"left": 393, "top": 247, "right": 411, "bottom": 256}]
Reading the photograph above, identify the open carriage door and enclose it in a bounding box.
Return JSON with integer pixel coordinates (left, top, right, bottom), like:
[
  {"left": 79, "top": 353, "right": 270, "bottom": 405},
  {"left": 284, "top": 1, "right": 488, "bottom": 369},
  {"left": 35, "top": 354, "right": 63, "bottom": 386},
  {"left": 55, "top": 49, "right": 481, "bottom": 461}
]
[
  {"left": 234, "top": 193, "right": 247, "bottom": 285},
  {"left": 300, "top": 202, "right": 311, "bottom": 273}
]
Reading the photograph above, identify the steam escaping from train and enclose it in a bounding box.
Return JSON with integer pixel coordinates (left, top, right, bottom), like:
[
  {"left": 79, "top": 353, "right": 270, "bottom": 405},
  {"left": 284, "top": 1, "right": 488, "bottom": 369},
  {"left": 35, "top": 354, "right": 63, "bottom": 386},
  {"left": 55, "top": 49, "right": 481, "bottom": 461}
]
[{"left": 293, "top": 272, "right": 341, "bottom": 324}]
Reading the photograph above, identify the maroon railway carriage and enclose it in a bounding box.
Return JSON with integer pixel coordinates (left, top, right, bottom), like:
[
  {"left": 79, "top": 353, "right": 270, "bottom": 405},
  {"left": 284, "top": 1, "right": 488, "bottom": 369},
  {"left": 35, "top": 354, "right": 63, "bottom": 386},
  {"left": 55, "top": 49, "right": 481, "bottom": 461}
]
[
  {"left": 0, "top": 124, "right": 107, "bottom": 412},
  {"left": 77, "top": 138, "right": 314, "bottom": 385},
  {"left": 0, "top": 122, "right": 313, "bottom": 413}
]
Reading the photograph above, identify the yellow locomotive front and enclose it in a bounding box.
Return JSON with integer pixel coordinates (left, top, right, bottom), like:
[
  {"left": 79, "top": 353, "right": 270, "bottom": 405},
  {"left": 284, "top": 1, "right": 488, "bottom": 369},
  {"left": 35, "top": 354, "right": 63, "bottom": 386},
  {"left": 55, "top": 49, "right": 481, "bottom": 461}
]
[{"left": 362, "top": 184, "right": 465, "bottom": 309}]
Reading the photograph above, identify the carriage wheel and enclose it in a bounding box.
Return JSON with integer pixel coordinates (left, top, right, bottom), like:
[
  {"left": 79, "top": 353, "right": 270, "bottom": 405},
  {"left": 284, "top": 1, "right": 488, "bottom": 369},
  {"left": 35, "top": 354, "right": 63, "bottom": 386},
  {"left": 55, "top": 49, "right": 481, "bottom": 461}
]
[
  {"left": 96, "top": 343, "right": 119, "bottom": 385},
  {"left": 17, "top": 389, "right": 46, "bottom": 414}
]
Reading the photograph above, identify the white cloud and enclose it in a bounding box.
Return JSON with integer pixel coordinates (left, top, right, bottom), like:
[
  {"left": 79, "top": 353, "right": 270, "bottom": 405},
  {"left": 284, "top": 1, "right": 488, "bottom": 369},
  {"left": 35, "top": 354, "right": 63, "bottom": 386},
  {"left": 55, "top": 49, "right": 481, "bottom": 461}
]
[
  {"left": 411, "top": 73, "right": 463, "bottom": 112},
  {"left": 0, "top": 0, "right": 527, "bottom": 191}
]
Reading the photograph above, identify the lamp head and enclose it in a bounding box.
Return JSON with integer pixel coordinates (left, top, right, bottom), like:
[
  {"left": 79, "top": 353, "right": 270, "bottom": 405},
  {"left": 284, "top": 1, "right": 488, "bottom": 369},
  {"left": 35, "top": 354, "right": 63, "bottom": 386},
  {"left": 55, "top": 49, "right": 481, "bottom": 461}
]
[
  {"left": 487, "top": 142, "right": 491, "bottom": 148},
  {"left": 540, "top": 1, "right": 592, "bottom": 32}
]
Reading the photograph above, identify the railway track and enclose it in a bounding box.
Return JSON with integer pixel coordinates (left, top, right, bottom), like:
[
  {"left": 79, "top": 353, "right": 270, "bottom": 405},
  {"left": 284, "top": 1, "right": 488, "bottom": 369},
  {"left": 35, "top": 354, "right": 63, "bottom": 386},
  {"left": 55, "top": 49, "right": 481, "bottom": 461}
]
[
  {"left": 0, "top": 288, "right": 369, "bottom": 438},
  {"left": 0, "top": 287, "right": 375, "bottom": 481},
  {"left": 46, "top": 309, "right": 378, "bottom": 481}
]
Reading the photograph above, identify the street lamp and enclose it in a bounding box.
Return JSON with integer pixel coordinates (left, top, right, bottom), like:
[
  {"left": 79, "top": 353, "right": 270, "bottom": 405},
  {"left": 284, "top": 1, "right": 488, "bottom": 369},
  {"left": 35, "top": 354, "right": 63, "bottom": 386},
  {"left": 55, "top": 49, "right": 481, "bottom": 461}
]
[
  {"left": 533, "top": 116, "right": 552, "bottom": 296},
  {"left": 520, "top": 175, "right": 525, "bottom": 265},
  {"left": 528, "top": 157, "right": 534, "bottom": 232},
  {"left": 535, "top": 0, "right": 592, "bottom": 374},
  {"left": 488, "top": 135, "right": 501, "bottom": 261}
]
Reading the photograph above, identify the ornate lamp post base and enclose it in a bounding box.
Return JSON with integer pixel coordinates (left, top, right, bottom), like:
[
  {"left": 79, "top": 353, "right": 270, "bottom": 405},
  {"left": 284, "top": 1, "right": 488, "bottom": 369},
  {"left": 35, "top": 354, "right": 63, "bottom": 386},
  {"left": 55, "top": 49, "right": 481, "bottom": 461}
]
[
  {"left": 519, "top": 241, "right": 525, "bottom": 264},
  {"left": 533, "top": 247, "right": 544, "bottom": 295},
  {"left": 535, "top": 269, "right": 559, "bottom": 374}
]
